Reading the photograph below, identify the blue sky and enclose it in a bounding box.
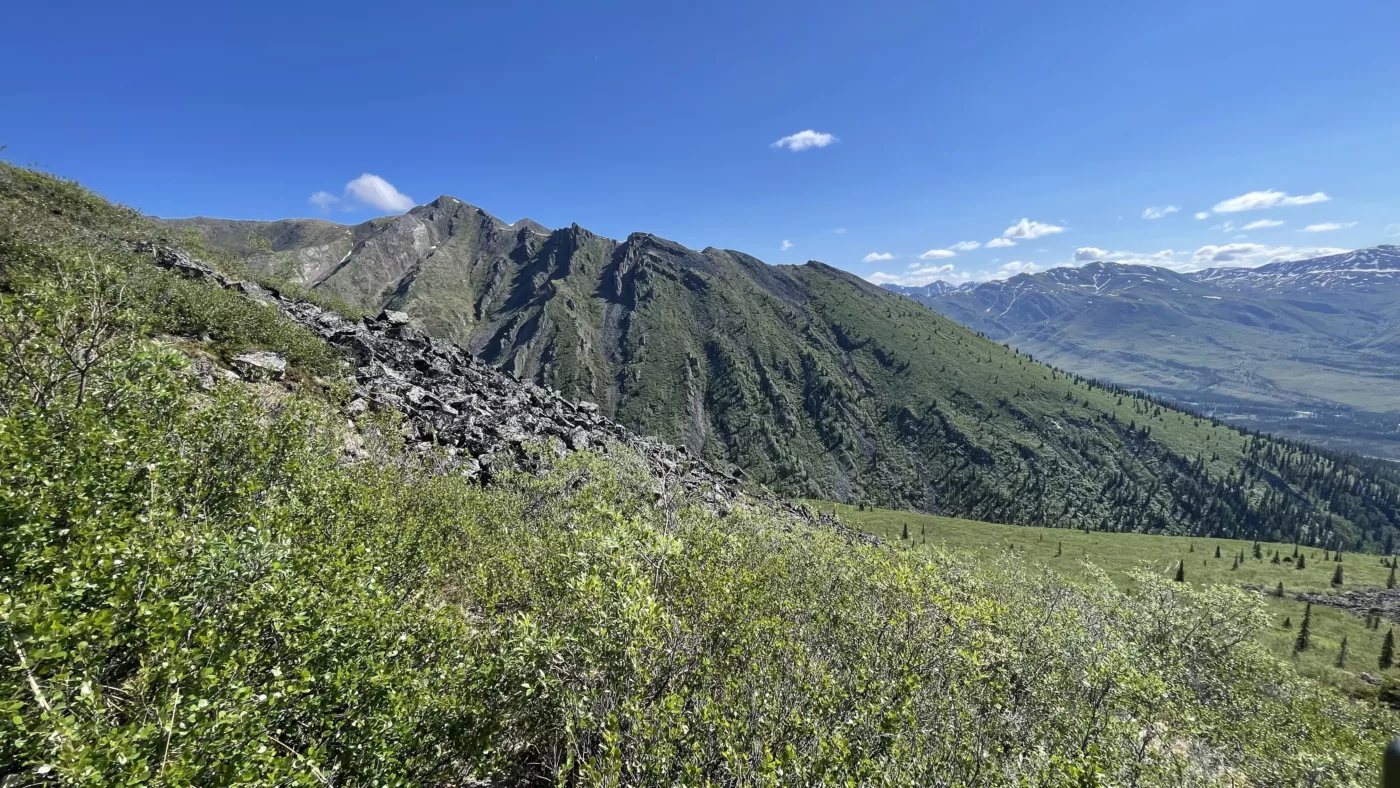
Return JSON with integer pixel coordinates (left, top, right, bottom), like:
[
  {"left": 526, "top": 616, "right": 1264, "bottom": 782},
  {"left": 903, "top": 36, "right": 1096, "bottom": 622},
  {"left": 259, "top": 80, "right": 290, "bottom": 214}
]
[{"left": 4, "top": 0, "right": 1399, "bottom": 285}]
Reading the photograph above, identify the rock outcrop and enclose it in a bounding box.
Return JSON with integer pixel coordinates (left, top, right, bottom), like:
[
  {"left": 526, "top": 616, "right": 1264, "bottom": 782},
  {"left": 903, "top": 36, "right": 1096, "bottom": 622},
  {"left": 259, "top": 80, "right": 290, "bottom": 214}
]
[{"left": 137, "top": 241, "right": 861, "bottom": 538}]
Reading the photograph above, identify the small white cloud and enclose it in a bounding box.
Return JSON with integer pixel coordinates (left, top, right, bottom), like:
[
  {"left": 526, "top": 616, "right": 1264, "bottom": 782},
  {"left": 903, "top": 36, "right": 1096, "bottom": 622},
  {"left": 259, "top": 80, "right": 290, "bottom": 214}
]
[
  {"left": 919, "top": 248, "right": 956, "bottom": 259},
  {"left": 1074, "top": 247, "right": 1110, "bottom": 262},
  {"left": 986, "top": 237, "right": 1017, "bottom": 248},
  {"left": 833, "top": 227, "right": 847, "bottom": 234},
  {"left": 1194, "top": 211, "right": 1210, "bottom": 220},
  {"left": 1191, "top": 243, "right": 1349, "bottom": 270},
  {"left": 1301, "top": 221, "right": 1357, "bottom": 233},
  {"left": 343, "top": 173, "right": 415, "bottom": 212},
  {"left": 1001, "top": 218, "right": 1065, "bottom": 240},
  {"left": 948, "top": 240, "right": 981, "bottom": 252},
  {"left": 1242, "top": 219, "right": 1283, "bottom": 230},
  {"left": 1388, "top": 223, "right": 1400, "bottom": 237},
  {"left": 1211, "top": 189, "right": 1331, "bottom": 213},
  {"left": 862, "top": 252, "right": 894, "bottom": 263},
  {"left": 991, "top": 261, "right": 1040, "bottom": 279},
  {"left": 1142, "top": 205, "right": 1180, "bottom": 220},
  {"left": 780, "top": 239, "right": 793, "bottom": 251},
  {"left": 771, "top": 130, "right": 839, "bottom": 152},
  {"left": 308, "top": 191, "right": 340, "bottom": 213},
  {"left": 866, "top": 263, "right": 962, "bottom": 287}
]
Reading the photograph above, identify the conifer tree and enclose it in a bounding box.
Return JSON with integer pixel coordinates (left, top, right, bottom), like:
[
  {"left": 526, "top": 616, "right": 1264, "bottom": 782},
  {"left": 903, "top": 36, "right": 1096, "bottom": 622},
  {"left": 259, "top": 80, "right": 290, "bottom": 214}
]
[
  {"left": 1332, "top": 564, "right": 1344, "bottom": 586},
  {"left": 1214, "top": 545, "right": 1221, "bottom": 559},
  {"left": 1275, "top": 582, "right": 1284, "bottom": 597},
  {"left": 1174, "top": 560, "right": 1185, "bottom": 583},
  {"left": 1297, "top": 554, "right": 1306, "bottom": 570},
  {"left": 1382, "top": 629, "right": 1395, "bottom": 671},
  {"left": 1271, "top": 553, "right": 1281, "bottom": 565},
  {"left": 1252, "top": 542, "right": 1262, "bottom": 560},
  {"left": 901, "top": 522, "right": 909, "bottom": 540},
  {"left": 1336, "top": 636, "right": 1348, "bottom": 668},
  {"left": 1231, "top": 555, "right": 1239, "bottom": 571},
  {"left": 1282, "top": 617, "right": 1292, "bottom": 629},
  {"left": 1188, "top": 543, "right": 1194, "bottom": 553},
  {"left": 1293, "top": 544, "right": 1299, "bottom": 558},
  {"left": 1389, "top": 563, "right": 1396, "bottom": 590},
  {"left": 1295, "top": 604, "right": 1312, "bottom": 652},
  {"left": 1055, "top": 541, "right": 1062, "bottom": 557}
]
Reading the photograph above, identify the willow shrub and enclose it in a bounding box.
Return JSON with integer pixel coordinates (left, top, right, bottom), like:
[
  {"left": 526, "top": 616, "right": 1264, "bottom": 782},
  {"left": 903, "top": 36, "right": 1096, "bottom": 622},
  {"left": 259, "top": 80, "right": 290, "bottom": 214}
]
[{"left": 0, "top": 252, "right": 1388, "bottom": 786}]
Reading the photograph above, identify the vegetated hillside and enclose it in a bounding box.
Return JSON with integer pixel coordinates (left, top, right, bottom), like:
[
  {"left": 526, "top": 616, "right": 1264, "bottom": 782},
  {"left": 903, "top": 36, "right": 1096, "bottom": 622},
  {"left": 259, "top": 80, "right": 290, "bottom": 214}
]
[
  {"left": 0, "top": 163, "right": 1390, "bottom": 787},
  {"left": 888, "top": 250, "right": 1400, "bottom": 459},
  {"left": 173, "top": 195, "right": 1400, "bottom": 548}
]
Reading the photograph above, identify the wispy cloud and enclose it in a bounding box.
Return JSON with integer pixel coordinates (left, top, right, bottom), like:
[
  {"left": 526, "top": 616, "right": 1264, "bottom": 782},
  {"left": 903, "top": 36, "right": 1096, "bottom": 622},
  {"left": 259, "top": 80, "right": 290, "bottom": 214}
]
[
  {"left": 993, "top": 261, "right": 1040, "bottom": 278},
  {"left": 1194, "top": 211, "right": 1210, "bottom": 220},
  {"left": 308, "top": 191, "right": 340, "bottom": 213},
  {"left": 1241, "top": 219, "right": 1283, "bottom": 230},
  {"left": 311, "top": 173, "right": 415, "bottom": 214},
  {"left": 1192, "top": 243, "right": 1348, "bottom": 269},
  {"left": 1210, "top": 189, "right": 1330, "bottom": 214},
  {"left": 780, "top": 239, "right": 793, "bottom": 251},
  {"left": 867, "top": 263, "right": 959, "bottom": 287},
  {"left": 771, "top": 130, "right": 838, "bottom": 152},
  {"left": 919, "top": 249, "right": 956, "bottom": 259},
  {"left": 1301, "top": 222, "right": 1357, "bottom": 233},
  {"left": 948, "top": 240, "right": 981, "bottom": 252},
  {"left": 862, "top": 252, "right": 894, "bottom": 263},
  {"left": 1142, "top": 205, "right": 1179, "bottom": 220},
  {"left": 1002, "top": 218, "right": 1065, "bottom": 240},
  {"left": 833, "top": 227, "right": 847, "bottom": 234},
  {"left": 986, "top": 237, "right": 1017, "bottom": 248}
]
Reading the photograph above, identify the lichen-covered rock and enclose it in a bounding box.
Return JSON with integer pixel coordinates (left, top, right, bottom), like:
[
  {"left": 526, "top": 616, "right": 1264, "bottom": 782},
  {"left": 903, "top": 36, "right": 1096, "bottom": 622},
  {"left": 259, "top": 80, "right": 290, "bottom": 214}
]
[{"left": 231, "top": 351, "right": 287, "bottom": 381}]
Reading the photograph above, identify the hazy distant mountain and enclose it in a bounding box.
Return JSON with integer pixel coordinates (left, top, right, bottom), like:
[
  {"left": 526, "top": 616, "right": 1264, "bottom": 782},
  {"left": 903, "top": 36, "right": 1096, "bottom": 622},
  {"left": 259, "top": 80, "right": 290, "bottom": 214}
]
[
  {"left": 891, "top": 246, "right": 1400, "bottom": 458},
  {"left": 163, "top": 204, "right": 1398, "bottom": 538}
]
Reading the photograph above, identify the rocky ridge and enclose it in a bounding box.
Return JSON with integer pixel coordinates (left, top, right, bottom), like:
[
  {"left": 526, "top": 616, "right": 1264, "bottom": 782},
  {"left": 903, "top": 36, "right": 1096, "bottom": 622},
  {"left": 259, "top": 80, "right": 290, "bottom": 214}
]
[{"left": 137, "top": 241, "right": 858, "bottom": 537}]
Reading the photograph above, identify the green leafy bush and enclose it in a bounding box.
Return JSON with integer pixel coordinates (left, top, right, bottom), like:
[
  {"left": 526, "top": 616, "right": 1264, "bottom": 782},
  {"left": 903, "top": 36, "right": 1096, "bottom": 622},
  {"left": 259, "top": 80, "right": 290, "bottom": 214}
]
[{"left": 0, "top": 243, "right": 1388, "bottom": 785}]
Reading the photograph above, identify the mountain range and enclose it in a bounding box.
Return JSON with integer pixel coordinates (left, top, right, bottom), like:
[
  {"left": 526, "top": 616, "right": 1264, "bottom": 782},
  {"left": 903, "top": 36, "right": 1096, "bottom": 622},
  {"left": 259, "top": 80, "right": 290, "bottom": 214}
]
[
  {"left": 886, "top": 247, "right": 1400, "bottom": 460},
  {"left": 157, "top": 199, "right": 1400, "bottom": 547}
]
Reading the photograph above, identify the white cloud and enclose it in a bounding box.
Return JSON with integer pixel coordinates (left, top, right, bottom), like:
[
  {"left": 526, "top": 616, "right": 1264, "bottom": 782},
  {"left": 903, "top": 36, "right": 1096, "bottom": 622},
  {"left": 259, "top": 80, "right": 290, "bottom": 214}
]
[
  {"left": 1072, "top": 247, "right": 1187, "bottom": 271},
  {"left": 986, "top": 237, "right": 1017, "bottom": 248},
  {"left": 1074, "top": 247, "right": 1110, "bottom": 262},
  {"left": 866, "top": 263, "right": 961, "bottom": 287},
  {"left": 1002, "top": 218, "right": 1065, "bottom": 240},
  {"left": 343, "top": 173, "right": 415, "bottom": 212},
  {"left": 833, "top": 227, "right": 847, "bottom": 234},
  {"left": 1301, "top": 221, "right": 1357, "bottom": 233},
  {"left": 1194, "top": 211, "right": 1210, "bottom": 220},
  {"left": 771, "top": 130, "right": 839, "bottom": 152},
  {"left": 992, "top": 261, "right": 1040, "bottom": 279},
  {"left": 1210, "top": 189, "right": 1331, "bottom": 213},
  {"left": 1191, "top": 243, "right": 1349, "bottom": 270},
  {"left": 1388, "top": 223, "right": 1400, "bottom": 237},
  {"left": 780, "top": 239, "right": 793, "bottom": 251},
  {"left": 919, "top": 248, "right": 956, "bottom": 259},
  {"left": 1142, "top": 205, "right": 1179, "bottom": 220},
  {"left": 948, "top": 240, "right": 981, "bottom": 252},
  {"left": 1241, "top": 219, "right": 1283, "bottom": 230},
  {"left": 308, "top": 191, "right": 340, "bottom": 213},
  {"left": 862, "top": 252, "right": 894, "bottom": 263}
]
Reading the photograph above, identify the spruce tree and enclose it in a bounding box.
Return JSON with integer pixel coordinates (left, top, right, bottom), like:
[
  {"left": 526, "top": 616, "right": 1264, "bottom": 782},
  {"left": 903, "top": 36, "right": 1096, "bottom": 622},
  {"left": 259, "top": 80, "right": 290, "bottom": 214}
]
[
  {"left": 1389, "top": 564, "right": 1396, "bottom": 590},
  {"left": 1336, "top": 636, "right": 1348, "bottom": 668},
  {"left": 1282, "top": 616, "right": 1292, "bottom": 629},
  {"left": 1214, "top": 545, "right": 1221, "bottom": 559},
  {"left": 1231, "top": 555, "right": 1238, "bottom": 571},
  {"left": 1331, "top": 564, "right": 1344, "bottom": 586},
  {"left": 1174, "top": 560, "right": 1185, "bottom": 583},
  {"left": 1252, "top": 542, "right": 1262, "bottom": 560},
  {"left": 1055, "top": 541, "right": 1062, "bottom": 557},
  {"left": 1188, "top": 543, "right": 1194, "bottom": 553},
  {"left": 901, "top": 522, "right": 909, "bottom": 540},
  {"left": 1382, "top": 629, "right": 1395, "bottom": 671},
  {"left": 1295, "top": 604, "right": 1312, "bottom": 652},
  {"left": 1271, "top": 552, "right": 1280, "bottom": 565},
  {"left": 1297, "top": 554, "right": 1306, "bottom": 570},
  {"left": 1275, "top": 581, "right": 1284, "bottom": 597}
]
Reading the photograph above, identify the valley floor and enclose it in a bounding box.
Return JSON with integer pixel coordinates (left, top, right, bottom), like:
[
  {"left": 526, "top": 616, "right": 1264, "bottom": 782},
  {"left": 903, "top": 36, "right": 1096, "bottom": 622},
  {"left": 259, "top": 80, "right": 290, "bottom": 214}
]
[{"left": 820, "top": 500, "right": 1400, "bottom": 701}]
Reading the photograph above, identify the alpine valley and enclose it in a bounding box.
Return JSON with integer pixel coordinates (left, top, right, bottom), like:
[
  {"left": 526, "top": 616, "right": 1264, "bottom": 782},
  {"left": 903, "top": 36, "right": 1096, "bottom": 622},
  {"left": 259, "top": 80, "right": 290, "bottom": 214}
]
[
  {"left": 887, "top": 247, "right": 1400, "bottom": 460},
  {"left": 164, "top": 200, "right": 1400, "bottom": 547}
]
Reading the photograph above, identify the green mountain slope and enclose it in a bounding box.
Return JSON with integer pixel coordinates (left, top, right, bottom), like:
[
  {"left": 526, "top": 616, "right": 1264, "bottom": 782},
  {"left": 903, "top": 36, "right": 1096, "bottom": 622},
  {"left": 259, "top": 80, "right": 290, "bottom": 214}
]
[{"left": 108, "top": 187, "right": 1397, "bottom": 548}]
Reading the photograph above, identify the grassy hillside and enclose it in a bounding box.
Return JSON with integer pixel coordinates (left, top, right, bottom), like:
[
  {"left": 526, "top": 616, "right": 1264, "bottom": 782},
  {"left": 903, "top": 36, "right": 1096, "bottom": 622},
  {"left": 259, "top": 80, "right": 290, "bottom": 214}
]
[
  {"left": 828, "top": 500, "right": 1400, "bottom": 699},
  {"left": 0, "top": 164, "right": 1393, "bottom": 786},
  {"left": 170, "top": 188, "right": 1400, "bottom": 550}
]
